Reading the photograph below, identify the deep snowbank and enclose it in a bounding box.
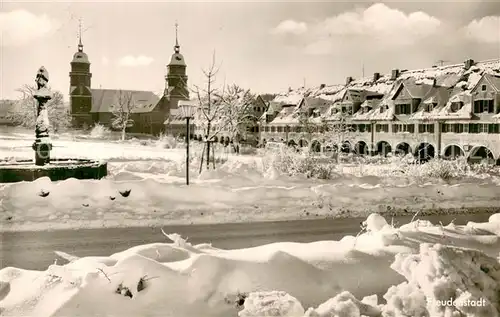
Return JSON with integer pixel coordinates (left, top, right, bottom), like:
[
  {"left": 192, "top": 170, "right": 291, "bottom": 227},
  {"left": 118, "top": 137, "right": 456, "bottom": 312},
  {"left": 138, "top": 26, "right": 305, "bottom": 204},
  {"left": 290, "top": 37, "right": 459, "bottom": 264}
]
[{"left": 1, "top": 214, "right": 500, "bottom": 317}]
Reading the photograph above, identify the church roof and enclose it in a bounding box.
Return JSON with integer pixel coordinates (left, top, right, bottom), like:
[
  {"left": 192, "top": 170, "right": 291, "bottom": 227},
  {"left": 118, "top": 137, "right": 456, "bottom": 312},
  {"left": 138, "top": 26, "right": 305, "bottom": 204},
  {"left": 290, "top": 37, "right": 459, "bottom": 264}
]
[
  {"left": 168, "top": 53, "right": 186, "bottom": 66},
  {"left": 72, "top": 51, "right": 90, "bottom": 64},
  {"left": 90, "top": 89, "right": 160, "bottom": 113}
]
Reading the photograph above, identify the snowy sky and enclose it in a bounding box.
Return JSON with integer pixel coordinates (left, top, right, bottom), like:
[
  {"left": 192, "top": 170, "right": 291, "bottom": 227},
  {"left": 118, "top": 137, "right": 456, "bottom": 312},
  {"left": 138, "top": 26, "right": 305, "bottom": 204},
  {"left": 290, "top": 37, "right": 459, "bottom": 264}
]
[{"left": 1, "top": 0, "right": 500, "bottom": 100}]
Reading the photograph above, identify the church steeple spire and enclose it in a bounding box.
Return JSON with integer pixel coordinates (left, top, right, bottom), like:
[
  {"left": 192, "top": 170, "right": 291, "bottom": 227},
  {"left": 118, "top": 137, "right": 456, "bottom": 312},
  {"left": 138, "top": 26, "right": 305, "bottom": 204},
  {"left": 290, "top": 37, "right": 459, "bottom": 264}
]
[
  {"left": 78, "top": 18, "right": 84, "bottom": 52},
  {"left": 174, "top": 21, "right": 180, "bottom": 54}
]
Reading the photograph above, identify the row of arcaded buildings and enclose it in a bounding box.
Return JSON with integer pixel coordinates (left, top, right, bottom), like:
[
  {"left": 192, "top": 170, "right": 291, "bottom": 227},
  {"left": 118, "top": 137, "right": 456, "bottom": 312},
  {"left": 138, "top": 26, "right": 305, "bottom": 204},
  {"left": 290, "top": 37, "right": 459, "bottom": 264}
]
[{"left": 250, "top": 59, "right": 500, "bottom": 163}]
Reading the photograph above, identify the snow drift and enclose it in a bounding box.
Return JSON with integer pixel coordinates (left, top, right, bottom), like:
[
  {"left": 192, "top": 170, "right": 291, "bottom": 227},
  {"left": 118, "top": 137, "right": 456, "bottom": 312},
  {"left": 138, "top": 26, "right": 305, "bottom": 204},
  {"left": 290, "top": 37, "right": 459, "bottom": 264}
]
[{"left": 1, "top": 213, "right": 500, "bottom": 317}]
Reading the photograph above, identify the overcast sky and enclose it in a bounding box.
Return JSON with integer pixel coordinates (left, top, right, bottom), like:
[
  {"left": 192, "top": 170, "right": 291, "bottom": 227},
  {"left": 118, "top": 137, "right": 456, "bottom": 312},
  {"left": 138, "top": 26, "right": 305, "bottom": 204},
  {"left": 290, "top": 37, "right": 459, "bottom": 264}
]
[{"left": 1, "top": 0, "right": 499, "bottom": 100}]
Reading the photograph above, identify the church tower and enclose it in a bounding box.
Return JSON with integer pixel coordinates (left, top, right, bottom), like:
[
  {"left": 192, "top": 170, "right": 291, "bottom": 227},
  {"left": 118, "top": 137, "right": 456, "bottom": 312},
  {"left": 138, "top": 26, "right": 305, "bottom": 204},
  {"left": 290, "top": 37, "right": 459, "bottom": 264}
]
[
  {"left": 69, "top": 20, "right": 93, "bottom": 128},
  {"left": 165, "top": 22, "right": 189, "bottom": 110}
]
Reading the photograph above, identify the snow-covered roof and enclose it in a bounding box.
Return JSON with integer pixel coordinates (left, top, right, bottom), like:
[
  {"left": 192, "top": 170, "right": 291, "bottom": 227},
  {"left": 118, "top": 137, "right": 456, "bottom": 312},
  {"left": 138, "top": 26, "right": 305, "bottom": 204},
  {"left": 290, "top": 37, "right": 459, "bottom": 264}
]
[
  {"left": 265, "top": 58, "right": 500, "bottom": 125},
  {"left": 272, "top": 92, "right": 303, "bottom": 105},
  {"left": 271, "top": 85, "right": 345, "bottom": 106},
  {"left": 271, "top": 106, "right": 300, "bottom": 124},
  {"left": 91, "top": 89, "right": 160, "bottom": 113}
]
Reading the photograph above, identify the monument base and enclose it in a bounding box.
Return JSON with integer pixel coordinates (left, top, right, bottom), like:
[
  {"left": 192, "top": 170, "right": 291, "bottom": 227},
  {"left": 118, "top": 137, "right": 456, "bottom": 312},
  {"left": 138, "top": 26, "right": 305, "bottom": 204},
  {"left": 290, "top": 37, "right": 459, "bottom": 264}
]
[
  {"left": 0, "top": 158, "right": 107, "bottom": 183},
  {"left": 32, "top": 139, "right": 53, "bottom": 166}
]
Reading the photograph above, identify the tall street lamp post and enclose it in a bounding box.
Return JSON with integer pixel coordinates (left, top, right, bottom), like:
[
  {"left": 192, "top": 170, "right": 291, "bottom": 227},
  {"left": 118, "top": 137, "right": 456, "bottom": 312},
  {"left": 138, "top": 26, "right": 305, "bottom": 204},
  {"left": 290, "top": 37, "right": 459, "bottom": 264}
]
[{"left": 179, "top": 101, "right": 196, "bottom": 185}]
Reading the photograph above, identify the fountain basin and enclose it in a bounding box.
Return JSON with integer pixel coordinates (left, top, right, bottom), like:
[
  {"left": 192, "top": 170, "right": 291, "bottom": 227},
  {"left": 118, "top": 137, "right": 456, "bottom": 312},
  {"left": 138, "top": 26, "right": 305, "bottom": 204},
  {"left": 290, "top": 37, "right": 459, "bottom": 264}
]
[{"left": 0, "top": 158, "right": 107, "bottom": 183}]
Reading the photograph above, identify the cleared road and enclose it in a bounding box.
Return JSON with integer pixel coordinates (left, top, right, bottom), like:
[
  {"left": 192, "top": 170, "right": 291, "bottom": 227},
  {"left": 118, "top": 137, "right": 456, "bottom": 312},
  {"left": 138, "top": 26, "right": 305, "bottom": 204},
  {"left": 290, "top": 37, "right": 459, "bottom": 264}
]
[{"left": 0, "top": 212, "right": 494, "bottom": 270}]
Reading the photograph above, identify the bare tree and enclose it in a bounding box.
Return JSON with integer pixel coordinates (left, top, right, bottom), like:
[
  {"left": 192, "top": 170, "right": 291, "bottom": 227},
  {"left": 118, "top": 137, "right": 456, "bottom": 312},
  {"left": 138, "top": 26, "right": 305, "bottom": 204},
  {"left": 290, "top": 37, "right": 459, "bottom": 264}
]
[
  {"left": 7, "top": 85, "right": 70, "bottom": 132},
  {"left": 189, "top": 52, "right": 226, "bottom": 171},
  {"left": 111, "top": 90, "right": 136, "bottom": 141},
  {"left": 297, "top": 113, "right": 320, "bottom": 147},
  {"left": 215, "top": 84, "right": 257, "bottom": 153},
  {"left": 322, "top": 109, "right": 359, "bottom": 160}
]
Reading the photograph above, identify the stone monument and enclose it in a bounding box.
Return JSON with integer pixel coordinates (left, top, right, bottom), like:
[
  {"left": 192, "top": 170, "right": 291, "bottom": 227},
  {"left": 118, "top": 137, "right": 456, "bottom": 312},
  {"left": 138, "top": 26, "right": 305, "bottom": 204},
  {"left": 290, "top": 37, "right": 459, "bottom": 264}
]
[
  {"left": 0, "top": 67, "right": 108, "bottom": 183},
  {"left": 32, "top": 66, "right": 53, "bottom": 166}
]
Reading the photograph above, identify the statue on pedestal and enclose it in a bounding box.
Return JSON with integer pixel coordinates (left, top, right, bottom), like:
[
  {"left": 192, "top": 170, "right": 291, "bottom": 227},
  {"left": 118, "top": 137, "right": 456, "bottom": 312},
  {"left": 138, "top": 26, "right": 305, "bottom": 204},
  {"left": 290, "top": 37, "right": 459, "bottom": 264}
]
[{"left": 32, "top": 66, "right": 53, "bottom": 166}]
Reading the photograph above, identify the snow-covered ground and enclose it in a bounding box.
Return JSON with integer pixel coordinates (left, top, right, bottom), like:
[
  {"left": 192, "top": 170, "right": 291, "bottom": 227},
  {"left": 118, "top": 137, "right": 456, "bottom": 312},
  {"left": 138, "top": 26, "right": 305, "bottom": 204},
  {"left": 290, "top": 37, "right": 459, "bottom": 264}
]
[
  {"left": 1, "top": 130, "right": 500, "bottom": 231},
  {"left": 2, "top": 130, "right": 500, "bottom": 316},
  {"left": 1, "top": 213, "right": 500, "bottom": 316}
]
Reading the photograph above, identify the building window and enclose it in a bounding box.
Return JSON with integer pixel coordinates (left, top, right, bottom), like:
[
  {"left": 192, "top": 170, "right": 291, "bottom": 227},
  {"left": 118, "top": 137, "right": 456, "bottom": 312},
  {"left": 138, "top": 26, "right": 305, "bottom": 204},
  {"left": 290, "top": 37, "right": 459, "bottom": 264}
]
[
  {"left": 473, "top": 99, "right": 494, "bottom": 113},
  {"left": 418, "top": 124, "right": 434, "bottom": 133},
  {"left": 481, "top": 84, "right": 487, "bottom": 91},
  {"left": 480, "top": 123, "right": 489, "bottom": 133},
  {"left": 488, "top": 124, "right": 499, "bottom": 134},
  {"left": 394, "top": 124, "right": 414, "bottom": 133},
  {"left": 376, "top": 124, "right": 389, "bottom": 133},
  {"left": 453, "top": 124, "right": 464, "bottom": 133},
  {"left": 277, "top": 126, "right": 282, "bottom": 132},
  {"left": 358, "top": 124, "right": 366, "bottom": 132},
  {"left": 395, "top": 104, "right": 411, "bottom": 115},
  {"left": 271, "top": 126, "right": 276, "bottom": 132},
  {"left": 423, "top": 103, "right": 436, "bottom": 112},
  {"left": 469, "top": 123, "right": 479, "bottom": 133}
]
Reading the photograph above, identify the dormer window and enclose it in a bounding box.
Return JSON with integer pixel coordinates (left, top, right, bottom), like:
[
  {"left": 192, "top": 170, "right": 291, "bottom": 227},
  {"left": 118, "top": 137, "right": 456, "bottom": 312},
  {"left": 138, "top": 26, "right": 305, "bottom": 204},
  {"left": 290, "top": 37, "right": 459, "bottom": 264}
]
[
  {"left": 424, "top": 103, "right": 436, "bottom": 112},
  {"left": 379, "top": 107, "right": 384, "bottom": 113},
  {"left": 450, "top": 102, "right": 463, "bottom": 113}
]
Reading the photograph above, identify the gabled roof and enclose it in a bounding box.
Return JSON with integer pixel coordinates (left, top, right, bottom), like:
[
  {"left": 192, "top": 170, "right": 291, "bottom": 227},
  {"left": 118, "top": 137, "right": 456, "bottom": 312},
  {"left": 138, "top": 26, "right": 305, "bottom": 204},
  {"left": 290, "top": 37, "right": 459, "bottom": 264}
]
[
  {"left": 91, "top": 89, "right": 160, "bottom": 113},
  {"left": 266, "top": 101, "right": 283, "bottom": 114},
  {"left": 392, "top": 81, "right": 434, "bottom": 100},
  {"left": 471, "top": 73, "right": 500, "bottom": 93},
  {"left": 255, "top": 95, "right": 268, "bottom": 109},
  {"left": 412, "top": 86, "right": 451, "bottom": 117},
  {"left": 303, "top": 96, "right": 331, "bottom": 109}
]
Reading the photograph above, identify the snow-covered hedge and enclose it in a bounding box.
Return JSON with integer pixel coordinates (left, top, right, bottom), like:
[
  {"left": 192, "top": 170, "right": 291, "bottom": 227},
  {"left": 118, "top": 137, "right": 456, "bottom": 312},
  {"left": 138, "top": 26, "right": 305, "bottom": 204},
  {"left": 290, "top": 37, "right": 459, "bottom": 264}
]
[{"left": 262, "top": 147, "right": 338, "bottom": 180}]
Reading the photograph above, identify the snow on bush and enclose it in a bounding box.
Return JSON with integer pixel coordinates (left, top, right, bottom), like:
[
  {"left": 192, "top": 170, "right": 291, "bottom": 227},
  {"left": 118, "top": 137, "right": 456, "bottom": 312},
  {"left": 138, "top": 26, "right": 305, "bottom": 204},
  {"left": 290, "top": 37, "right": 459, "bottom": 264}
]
[
  {"left": 88, "top": 123, "right": 112, "bottom": 139},
  {"left": 384, "top": 243, "right": 500, "bottom": 317},
  {"left": 238, "top": 291, "right": 305, "bottom": 317},
  {"left": 155, "top": 133, "right": 178, "bottom": 149},
  {"left": 261, "top": 147, "right": 338, "bottom": 180}
]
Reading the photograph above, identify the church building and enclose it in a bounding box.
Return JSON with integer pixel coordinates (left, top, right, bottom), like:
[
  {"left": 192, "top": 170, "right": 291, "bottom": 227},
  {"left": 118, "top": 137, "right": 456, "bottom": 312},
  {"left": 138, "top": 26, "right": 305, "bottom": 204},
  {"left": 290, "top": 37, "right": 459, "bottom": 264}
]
[{"left": 69, "top": 24, "right": 189, "bottom": 135}]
